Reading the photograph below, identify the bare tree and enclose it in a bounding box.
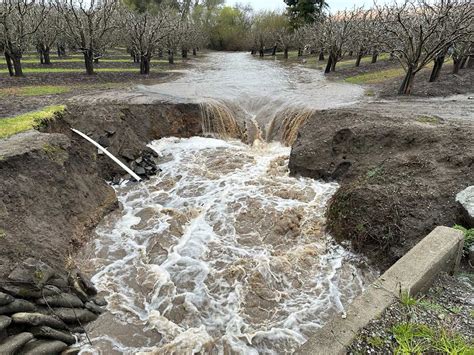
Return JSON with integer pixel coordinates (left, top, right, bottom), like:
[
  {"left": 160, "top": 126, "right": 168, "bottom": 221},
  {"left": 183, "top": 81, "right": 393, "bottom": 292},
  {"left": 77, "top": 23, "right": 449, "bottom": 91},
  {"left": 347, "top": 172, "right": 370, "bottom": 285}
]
[
  {"left": 33, "top": 5, "right": 62, "bottom": 64},
  {"left": 124, "top": 8, "right": 170, "bottom": 74},
  {"left": 0, "top": 0, "right": 48, "bottom": 76},
  {"left": 376, "top": 0, "right": 473, "bottom": 95},
  {"left": 55, "top": 0, "right": 119, "bottom": 75},
  {"left": 321, "top": 9, "right": 356, "bottom": 73},
  {"left": 164, "top": 10, "right": 183, "bottom": 64}
]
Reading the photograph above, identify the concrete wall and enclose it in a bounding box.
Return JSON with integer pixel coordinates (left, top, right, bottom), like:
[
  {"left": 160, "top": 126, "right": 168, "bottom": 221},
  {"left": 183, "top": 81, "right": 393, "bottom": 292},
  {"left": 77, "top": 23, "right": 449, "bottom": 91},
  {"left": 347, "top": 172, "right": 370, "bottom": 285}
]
[{"left": 296, "top": 226, "right": 464, "bottom": 355}]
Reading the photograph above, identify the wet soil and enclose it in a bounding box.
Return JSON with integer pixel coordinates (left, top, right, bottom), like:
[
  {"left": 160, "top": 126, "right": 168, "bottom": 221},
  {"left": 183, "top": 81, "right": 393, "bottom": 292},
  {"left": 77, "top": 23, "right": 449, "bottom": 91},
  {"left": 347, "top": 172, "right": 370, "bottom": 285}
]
[{"left": 289, "top": 108, "right": 474, "bottom": 270}]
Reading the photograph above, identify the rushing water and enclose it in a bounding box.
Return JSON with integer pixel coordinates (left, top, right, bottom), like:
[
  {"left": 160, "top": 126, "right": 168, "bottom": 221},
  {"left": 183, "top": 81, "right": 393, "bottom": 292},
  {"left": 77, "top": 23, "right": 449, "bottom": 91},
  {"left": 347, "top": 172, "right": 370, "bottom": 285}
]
[{"left": 78, "top": 53, "right": 375, "bottom": 354}]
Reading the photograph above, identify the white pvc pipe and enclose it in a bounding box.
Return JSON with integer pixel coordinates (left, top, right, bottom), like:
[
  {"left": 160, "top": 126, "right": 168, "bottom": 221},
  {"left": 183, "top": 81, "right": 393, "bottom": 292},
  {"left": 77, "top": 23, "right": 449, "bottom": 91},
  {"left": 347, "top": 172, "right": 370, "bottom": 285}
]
[{"left": 71, "top": 128, "right": 142, "bottom": 182}]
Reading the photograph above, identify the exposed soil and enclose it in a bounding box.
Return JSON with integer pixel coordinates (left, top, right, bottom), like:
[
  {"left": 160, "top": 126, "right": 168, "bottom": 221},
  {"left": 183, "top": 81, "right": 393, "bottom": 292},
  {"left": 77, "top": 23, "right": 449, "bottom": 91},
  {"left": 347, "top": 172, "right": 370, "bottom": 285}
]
[
  {"left": 289, "top": 108, "right": 474, "bottom": 270},
  {"left": 348, "top": 272, "right": 474, "bottom": 354},
  {"left": 0, "top": 101, "right": 203, "bottom": 282},
  {"left": 0, "top": 130, "right": 117, "bottom": 280}
]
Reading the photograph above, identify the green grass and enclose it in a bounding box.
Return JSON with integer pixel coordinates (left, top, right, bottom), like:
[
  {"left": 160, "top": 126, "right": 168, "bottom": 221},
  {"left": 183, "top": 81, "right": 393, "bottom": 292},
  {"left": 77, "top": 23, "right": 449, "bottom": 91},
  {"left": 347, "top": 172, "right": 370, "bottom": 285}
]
[
  {"left": 453, "top": 225, "right": 474, "bottom": 255},
  {"left": 15, "top": 58, "right": 170, "bottom": 64},
  {"left": 0, "top": 105, "right": 65, "bottom": 139},
  {"left": 345, "top": 67, "right": 406, "bottom": 84},
  {"left": 0, "top": 85, "right": 71, "bottom": 97},
  {"left": 392, "top": 322, "right": 474, "bottom": 354},
  {"left": 0, "top": 67, "right": 144, "bottom": 74},
  {"left": 415, "top": 115, "right": 441, "bottom": 125},
  {"left": 400, "top": 291, "right": 418, "bottom": 308}
]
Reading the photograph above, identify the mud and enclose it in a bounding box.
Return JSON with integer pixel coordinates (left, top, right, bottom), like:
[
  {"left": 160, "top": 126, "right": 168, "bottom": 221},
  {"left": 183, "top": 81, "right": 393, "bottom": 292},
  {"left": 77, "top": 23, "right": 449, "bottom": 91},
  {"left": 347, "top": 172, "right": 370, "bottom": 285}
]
[{"left": 289, "top": 108, "right": 474, "bottom": 269}]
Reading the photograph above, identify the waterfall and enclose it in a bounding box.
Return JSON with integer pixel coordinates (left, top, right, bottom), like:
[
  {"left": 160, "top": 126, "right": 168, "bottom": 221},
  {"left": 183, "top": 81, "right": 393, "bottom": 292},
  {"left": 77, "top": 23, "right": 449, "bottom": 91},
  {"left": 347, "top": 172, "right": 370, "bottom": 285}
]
[
  {"left": 200, "top": 100, "right": 244, "bottom": 140},
  {"left": 200, "top": 99, "right": 314, "bottom": 147}
]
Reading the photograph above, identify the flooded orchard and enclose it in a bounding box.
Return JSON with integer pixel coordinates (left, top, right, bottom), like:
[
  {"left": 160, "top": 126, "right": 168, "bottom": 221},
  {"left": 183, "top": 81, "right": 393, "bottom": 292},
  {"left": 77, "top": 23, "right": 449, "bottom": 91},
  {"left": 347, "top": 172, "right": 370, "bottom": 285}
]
[{"left": 78, "top": 53, "right": 376, "bottom": 354}]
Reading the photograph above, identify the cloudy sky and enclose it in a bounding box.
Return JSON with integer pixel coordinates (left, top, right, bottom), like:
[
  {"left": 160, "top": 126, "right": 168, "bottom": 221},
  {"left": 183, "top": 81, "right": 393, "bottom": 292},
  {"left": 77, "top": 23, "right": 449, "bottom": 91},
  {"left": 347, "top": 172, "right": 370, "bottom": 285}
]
[{"left": 226, "top": 0, "right": 392, "bottom": 12}]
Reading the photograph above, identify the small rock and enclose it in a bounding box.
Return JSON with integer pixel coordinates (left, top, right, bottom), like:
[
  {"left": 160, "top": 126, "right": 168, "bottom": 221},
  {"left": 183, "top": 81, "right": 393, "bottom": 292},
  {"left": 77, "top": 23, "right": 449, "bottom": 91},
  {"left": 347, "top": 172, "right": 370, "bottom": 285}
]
[
  {"left": 121, "top": 149, "right": 135, "bottom": 161},
  {"left": 112, "top": 175, "right": 121, "bottom": 185},
  {"left": 20, "top": 339, "right": 68, "bottom": 355},
  {"left": 49, "top": 308, "right": 98, "bottom": 324},
  {"left": 0, "top": 332, "right": 34, "bottom": 354},
  {"left": 134, "top": 166, "right": 146, "bottom": 176},
  {"left": 36, "top": 293, "right": 84, "bottom": 308},
  {"left": 31, "top": 326, "right": 76, "bottom": 345},
  {"left": 8, "top": 258, "right": 56, "bottom": 288},
  {"left": 0, "top": 292, "right": 14, "bottom": 306},
  {"left": 135, "top": 157, "right": 143, "bottom": 165},
  {"left": 98, "top": 136, "right": 110, "bottom": 148},
  {"left": 85, "top": 302, "right": 105, "bottom": 315},
  {"left": 0, "top": 299, "right": 36, "bottom": 315},
  {"left": 104, "top": 127, "right": 116, "bottom": 136},
  {"left": 12, "top": 312, "right": 67, "bottom": 330},
  {"left": 0, "top": 316, "right": 11, "bottom": 331}
]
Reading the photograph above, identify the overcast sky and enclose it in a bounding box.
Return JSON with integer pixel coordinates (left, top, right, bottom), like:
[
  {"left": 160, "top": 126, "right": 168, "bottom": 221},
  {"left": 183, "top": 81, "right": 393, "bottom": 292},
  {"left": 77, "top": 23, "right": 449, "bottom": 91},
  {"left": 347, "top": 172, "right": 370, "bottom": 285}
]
[{"left": 226, "top": 0, "right": 392, "bottom": 12}]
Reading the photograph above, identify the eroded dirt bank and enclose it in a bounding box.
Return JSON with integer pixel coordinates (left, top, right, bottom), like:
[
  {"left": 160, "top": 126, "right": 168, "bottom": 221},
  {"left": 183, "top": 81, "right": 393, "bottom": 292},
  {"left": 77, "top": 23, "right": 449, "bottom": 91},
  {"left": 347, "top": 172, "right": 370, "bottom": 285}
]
[
  {"left": 289, "top": 109, "right": 474, "bottom": 269},
  {"left": 1, "top": 102, "right": 203, "bottom": 280},
  {"left": 0, "top": 102, "right": 205, "bottom": 353}
]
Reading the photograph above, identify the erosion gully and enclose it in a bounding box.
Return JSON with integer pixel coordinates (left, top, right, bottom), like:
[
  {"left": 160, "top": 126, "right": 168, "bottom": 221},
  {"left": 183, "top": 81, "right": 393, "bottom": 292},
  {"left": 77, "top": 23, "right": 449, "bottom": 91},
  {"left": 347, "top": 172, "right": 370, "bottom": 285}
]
[{"left": 76, "top": 52, "right": 377, "bottom": 354}]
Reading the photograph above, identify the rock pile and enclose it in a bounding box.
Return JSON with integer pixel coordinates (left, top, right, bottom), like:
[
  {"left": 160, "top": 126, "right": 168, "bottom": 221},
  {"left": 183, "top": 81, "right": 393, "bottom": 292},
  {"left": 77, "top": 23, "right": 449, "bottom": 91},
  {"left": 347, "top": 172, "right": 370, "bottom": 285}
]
[
  {"left": 112, "top": 148, "right": 161, "bottom": 184},
  {"left": 0, "top": 259, "right": 106, "bottom": 354}
]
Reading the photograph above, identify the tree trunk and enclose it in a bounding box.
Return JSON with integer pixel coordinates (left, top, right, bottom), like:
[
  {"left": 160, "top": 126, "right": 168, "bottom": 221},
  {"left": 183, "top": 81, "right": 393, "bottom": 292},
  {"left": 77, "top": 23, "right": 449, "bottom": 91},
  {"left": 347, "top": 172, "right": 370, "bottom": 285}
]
[
  {"left": 460, "top": 55, "right": 468, "bottom": 69},
  {"left": 348, "top": 50, "right": 353, "bottom": 57},
  {"left": 298, "top": 48, "right": 303, "bottom": 57},
  {"left": 140, "top": 54, "right": 150, "bottom": 75},
  {"left": 324, "top": 54, "right": 333, "bottom": 74},
  {"left": 43, "top": 47, "right": 51, "bottom": 65},
  {"left": 284, "top": 48, "right": 289, "bottom": 59},
  {"left": 39, "top": 49, "right": 44, "bottom": 64},
  {"left": 371, "top": 50, "right": 378, "bottom": 64},
  {"left": 319, "top": 49, "right": 324, "bottom": 61},
  {"left": 182, "top": 49, "right": 188, "bottom": 58},
  {"left": 259, "top": 48, "right": 264, "bottom": 57},
  {"left": 429, "top": 55, "right": 444, "bottom": 82},
  {"left": 453, "top": 57, "right": 462, "bottom": 74},
  {"left": 5, "top": 52, "right": 14, "bottom": 77},
  {"left": 329, "top": 51, "right": 337, "bottom": 72},
  {"left": 193, "top": 48, "right": 197, "bottom": 56},
  {"left": 398, "top": 66, "right": 415, "bottom": 95},
  {"left": 11, "top": 54, "right": 23, "bottom": 77},
  {"left": 168, "top": 50, "right": 174, "bottom": 64},
  {"left": 158, "top": 49, "right": 163, "bottom": 58},
  {"left": 84, "top": 50, "right": 94, "bottom": 75},
  {"left": 355, "top": 51, "right": 363, "bottom": 67},
  {"left": 272, "top": 45, "right": 277, "bottom": 56},
  {"left": 467, "top": 55, "right": 474, "bottom": 69}
]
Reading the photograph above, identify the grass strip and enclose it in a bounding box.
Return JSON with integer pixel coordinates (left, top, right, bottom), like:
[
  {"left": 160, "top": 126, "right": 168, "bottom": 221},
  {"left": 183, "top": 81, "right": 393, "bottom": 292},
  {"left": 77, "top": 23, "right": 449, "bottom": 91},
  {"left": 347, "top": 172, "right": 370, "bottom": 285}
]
[{"left": 0, "top": 105, "right": 65, "bottom": 139}]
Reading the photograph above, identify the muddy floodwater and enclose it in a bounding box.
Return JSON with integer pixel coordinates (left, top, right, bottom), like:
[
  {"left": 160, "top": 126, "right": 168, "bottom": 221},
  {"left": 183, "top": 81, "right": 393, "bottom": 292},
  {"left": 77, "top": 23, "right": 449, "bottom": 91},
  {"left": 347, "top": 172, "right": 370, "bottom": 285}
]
[{"left": 78, "top": 53, "right": 376, "bottom": 354}]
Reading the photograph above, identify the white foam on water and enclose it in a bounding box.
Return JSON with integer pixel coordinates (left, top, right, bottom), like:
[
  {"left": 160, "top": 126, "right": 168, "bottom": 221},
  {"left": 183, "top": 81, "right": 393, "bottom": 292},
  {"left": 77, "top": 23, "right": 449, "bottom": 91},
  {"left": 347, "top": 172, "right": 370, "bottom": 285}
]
[{"left": 79, "top": 137, "right": 376, "bottom": 354}]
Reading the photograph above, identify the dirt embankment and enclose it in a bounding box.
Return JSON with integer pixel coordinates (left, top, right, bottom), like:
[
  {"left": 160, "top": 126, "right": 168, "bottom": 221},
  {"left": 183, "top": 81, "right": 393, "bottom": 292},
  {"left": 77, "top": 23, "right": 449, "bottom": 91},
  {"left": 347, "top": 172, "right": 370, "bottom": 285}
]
[
  {"left": 0, "top": 102, "right": 202, "bottom": 281},
  {"left": 289, "top": 109, "right": 474, "bottom": 269}
]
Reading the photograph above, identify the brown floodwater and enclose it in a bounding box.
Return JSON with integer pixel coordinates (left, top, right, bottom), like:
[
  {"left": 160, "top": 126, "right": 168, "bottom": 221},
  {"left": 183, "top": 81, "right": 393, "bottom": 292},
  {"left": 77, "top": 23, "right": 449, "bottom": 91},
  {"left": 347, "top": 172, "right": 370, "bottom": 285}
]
[{"left": 77, "top": 53, "right": 377, "bottom": 354}]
